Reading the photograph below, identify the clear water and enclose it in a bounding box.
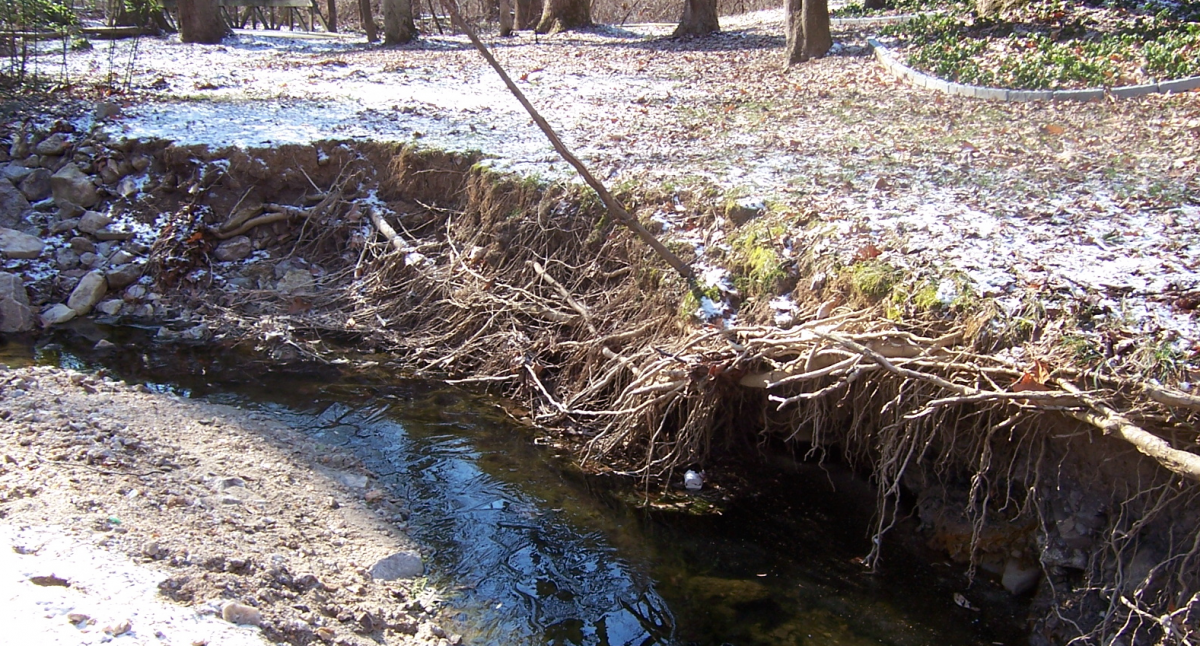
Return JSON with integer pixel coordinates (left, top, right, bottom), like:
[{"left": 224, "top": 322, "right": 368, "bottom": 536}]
[{"left": 0, "top": 332, "right": 1028, "bottom": 645}]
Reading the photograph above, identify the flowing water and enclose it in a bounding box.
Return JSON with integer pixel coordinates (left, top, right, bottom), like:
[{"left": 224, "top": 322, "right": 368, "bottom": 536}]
[{"left": 1, "top": 332, "right": 1028, "bottom": 646}]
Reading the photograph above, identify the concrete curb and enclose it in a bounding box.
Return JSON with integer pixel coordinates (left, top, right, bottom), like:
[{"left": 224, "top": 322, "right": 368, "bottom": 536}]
[{"left": 868, "top": 38, "right": 1200, "bottom": 102}]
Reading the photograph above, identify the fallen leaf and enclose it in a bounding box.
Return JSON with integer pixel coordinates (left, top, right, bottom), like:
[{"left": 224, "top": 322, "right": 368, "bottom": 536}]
[
  {"left": 1043, "top": 123, "right": 1065, "bottom": 136},
  {"left": 854, "top": 243, "right": 882, "bottom": 261}
]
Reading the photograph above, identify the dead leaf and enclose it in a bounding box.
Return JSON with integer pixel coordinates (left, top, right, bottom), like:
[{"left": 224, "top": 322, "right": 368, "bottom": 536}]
[
  {"left": 854, "top": 243, "right": 882, "bottom": 262},
  {"left": 1042, "top": 123, "right": 1065, "bottom": 136}
]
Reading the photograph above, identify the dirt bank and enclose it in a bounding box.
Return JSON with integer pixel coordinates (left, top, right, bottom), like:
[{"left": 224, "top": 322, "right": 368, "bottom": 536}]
[{"left": 0, "top": 364, "right": 460, "bottom": 646}]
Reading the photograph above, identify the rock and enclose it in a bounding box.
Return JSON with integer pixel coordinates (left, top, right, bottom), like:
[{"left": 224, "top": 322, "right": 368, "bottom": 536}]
[
  {"left": 70, "top": 236, "right": 96, "bottom": 253},
  {"left": 131, "top": 155, "right": 150, "bottom": 172},
  {"left": 1002, "top": 558, "right": 1041, "bottom": 596},
  {"left": 56, "top": 202, "right": 84, "bottom": 220},
  {"left": 50, "top": 163, "right": 99, "bottom": 209},
  {"left": 67, "top": 270, "right": 107, "bottom": 315},
  {"left": 79, "top": 252, "right": 99, "bottom": 268},
  {"left": 33, "top": 131, "right": 70, "bottom": 154},
  {"left": 98, "top": 161, "right": 121, "bottom": 185},
  {"left": 0, "top": 298, "right": 34, "bottom": 333},
  {"left": 55, "top": 248, "right": 80, "bottom": 269},
  {"left": 94, "top": 226, "right": 134, "bottom": 241},
  {"left": 77, "top": 210, "right": 111, "bottom": 235},
  {"left": 1, "top": 163, "right": 33, "bottom": 183},
  {"left": 124, "top": 284, "right": 147, "bottom": 301},
  {"left": 0, "top": 179, "right": 31, "bottom": 227},
  {"left": 0, "top": 228, "right": 44, "bottom": 259},
  {"left": 102, "top": 619, "right": 132, "bottom": 636},
  {"left": 215, "top": 236, "right": 253, "bottom": 262},
  {"left": 276, "top": 267, "right": 315, "bottom": 294},
  {"left": 0, "top": 272, "right": 28, "bottom": 305},
  {"left": 105, "top": 262, "right": 143, "bottom": 290},
  {"left": 368, "top": 551, "right": 424, "bottom": 580},
  {"left": 315, "top": 626, "right": 336, "bottom": 642},
  {"left": 116, "top": 176, "right": 140, "bottom": 198},
  {"left": 95, "top": 101, "right": 121, "bottom": 122},
  {"left": 34, "top": 133, "right": 71, "bottom": 157},
  {"left": 94, "top": 338, "right": 117, "bottom": 351},
  {"left": 95, "top": 299, "right": 123, "bottom": 316},
  {"left": 18, "top": 169, "right": 51, "bottom": 202},
  {"left": 110, "top": 249, "right": 135, "bottom": 265},
  {"left": 48, "top": 218, "right": 79, "bottom": 235},
  {"left": 40, "top": 303, "right": 76, "bottom": 326},
  {"left": 221, "top": 601, "right": 262, "bottom": 626}
]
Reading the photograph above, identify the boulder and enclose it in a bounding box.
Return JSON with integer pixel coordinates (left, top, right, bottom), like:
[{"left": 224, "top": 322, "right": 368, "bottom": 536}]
[
  {"left": 40, "top": 303, "right": 76, "bottom": 326},
  {"left": 55, "top": 247, "right": 80, "bottom": 269},
  {"left": 50, "top": 163, "right": 99, "bottom": 209},
  {"left": 368, "top": 551, "right": 424, "bottom": 580},
  {"left": 0, "top": 179, "right": 30, "bottom": 228},
  {"left": 214, "top": 236, "right": 253, "bottom": 262},
  {"left": 95, "top": 299, "right": 123, "bottom": 316},
  {"left": 70, "top": 236, "right": 96, "bottom": 253},
  {"left": 34, "top": 133, "right": 71, "bottom": 156},
  {"left": 0, "top": 297, "right": 34, "bottom": 333},
  {"left": 67, "top": 270, "right": 107, "bottom": 315},
  {"left": 18, "top": 169, "right": 52, "bottom": 202},
  {"left": 78, "top": 210, "right": 112, "bottom": 235},
  {"left": 105, "top": 263, "right": 143, "bottom": 290},
  {"left": 1, "top": 163, "right": 33, "bottom": 184},
  {"left": 0, "top": 272, "right": 28, "bottom": 305},
  {"left": 0, "top": 228, "right": 44, "bottom": 259}
]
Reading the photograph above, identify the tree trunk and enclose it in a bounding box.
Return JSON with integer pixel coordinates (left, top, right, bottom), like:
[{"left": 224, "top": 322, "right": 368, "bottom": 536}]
[
  {"left": 672, "top": 0, "right": 719, "bottom": 37},
  {"left": 499, "top": 0, "right": 514, "bottom": 35},
  {"left": 326, "top": 0, "right": 338, "bottom": 32},
  {"left": 863, "top": 0, "right": 887, "bottom": 8},
  {"left": 784, "top": 0, "right": 830, "bottom": 66},
  {"left": 515, "top": 0, "right": 542, "bottom": 30},
  {"left": 535, "top": 0, "right": 590, "bottom": 34},
  {"left": 383, "top": 0, "right": 417, "bottom": 43},
  {"left": 178, "top": 0, "right": 229, "bottom": 44},
  {"left": 359, "top": 0, "right": 378, "bottom": 41}
]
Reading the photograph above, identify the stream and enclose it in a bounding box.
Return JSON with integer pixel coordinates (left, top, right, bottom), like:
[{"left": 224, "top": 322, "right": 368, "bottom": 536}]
[{"left": 1, "top": 331, "right": 1029, "bottom": 646}]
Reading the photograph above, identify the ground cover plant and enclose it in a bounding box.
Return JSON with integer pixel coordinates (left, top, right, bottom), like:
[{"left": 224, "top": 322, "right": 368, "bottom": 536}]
[{"left": 880, "top": 0, "right": 1200, "bottom": 89}]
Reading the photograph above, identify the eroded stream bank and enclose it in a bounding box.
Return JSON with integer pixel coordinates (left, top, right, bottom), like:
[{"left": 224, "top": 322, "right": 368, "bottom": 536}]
[
  {"left": 6, "top": 330, "right": 1029, "bottom": 645},
  {"left": 1, "top": 125, "right": 1198, "bottom": 645}
]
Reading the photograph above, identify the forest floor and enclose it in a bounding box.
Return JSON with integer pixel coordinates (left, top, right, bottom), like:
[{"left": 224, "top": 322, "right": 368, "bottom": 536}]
[{"left": 55, "top": 8, "right": 1200, "bottom": 382}]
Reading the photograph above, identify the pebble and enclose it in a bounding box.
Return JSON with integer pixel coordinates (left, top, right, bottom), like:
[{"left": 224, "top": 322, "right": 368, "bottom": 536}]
[{"left": 221, "top": 600, "right": 262, "bottom": 626}]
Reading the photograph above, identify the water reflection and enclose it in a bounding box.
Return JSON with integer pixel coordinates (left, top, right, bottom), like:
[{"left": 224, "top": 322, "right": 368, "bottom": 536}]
[{"left": 265, "top": 397, "right": 674, "bottom": 646}]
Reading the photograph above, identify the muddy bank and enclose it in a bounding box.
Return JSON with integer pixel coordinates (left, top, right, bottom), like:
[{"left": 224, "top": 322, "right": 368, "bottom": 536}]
[{"left": 0, "top": 112, "right": 1198, "bottom": 646}]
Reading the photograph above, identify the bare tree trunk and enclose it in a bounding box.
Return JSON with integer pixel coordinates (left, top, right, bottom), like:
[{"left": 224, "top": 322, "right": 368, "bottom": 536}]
[
  {"left": 535, "top": 0, "right": 590, "bottom": 34},
  {"left": 515, "top": 0, "right": 542, "bottom": 29},
  {"left": 864, "top": 0, "right": 886, "bottom": 8},
  {"left": 359, "top": 0, "right": 378, "bottom": 41},
  {"left": 327, "top": 0, "right": 338, "bottom": 32},
  {"left": 383, "top": 0, "right": 417, "bottom": 43},
  {"left": 672, "top": 0, "right": 719, "bottom": 37},
  {"left": 784, "top": 0, "right": 830, "bottom": 66},
  {"left": 499, "top": 0, "right": 514, "bottom": 35},
  {"left": 179, "top": 0, "right": 229, "bottom": 43}
]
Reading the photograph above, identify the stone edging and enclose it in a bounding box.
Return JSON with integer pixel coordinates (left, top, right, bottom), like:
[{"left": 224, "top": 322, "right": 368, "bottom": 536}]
[
  {"left": 868, "top": 38, "right": 1200, "bottom": 101},
  {"left": 830, "top": 13, "right": 924, "bottom": 27}
]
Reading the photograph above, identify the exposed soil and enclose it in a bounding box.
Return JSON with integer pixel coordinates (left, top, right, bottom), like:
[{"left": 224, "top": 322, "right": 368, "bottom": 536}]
[{"left": 0, "top": 363, "right": 460, "bottom": 646}]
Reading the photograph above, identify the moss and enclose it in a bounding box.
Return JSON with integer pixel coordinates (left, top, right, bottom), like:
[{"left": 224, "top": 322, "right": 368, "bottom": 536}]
[{"left": 849, "top": 261, "right": 899, "bottom": 301}]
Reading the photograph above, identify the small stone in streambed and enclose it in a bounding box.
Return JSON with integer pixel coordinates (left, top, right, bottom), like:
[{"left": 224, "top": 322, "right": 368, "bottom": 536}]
[
  {"left": 368, "top": 551, "right": 423, "bottom": 580},
  {"left": 221, "top": 600, "right": 262, "bottom": 626}
]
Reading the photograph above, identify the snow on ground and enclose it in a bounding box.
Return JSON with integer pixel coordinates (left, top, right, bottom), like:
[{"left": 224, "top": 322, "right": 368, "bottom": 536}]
[
  {"left": 43, "top": 16, "right": 1200, "bottom": 345},
  {"left": 0, "top": 525, "right": 270, "bottom": 646}
]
